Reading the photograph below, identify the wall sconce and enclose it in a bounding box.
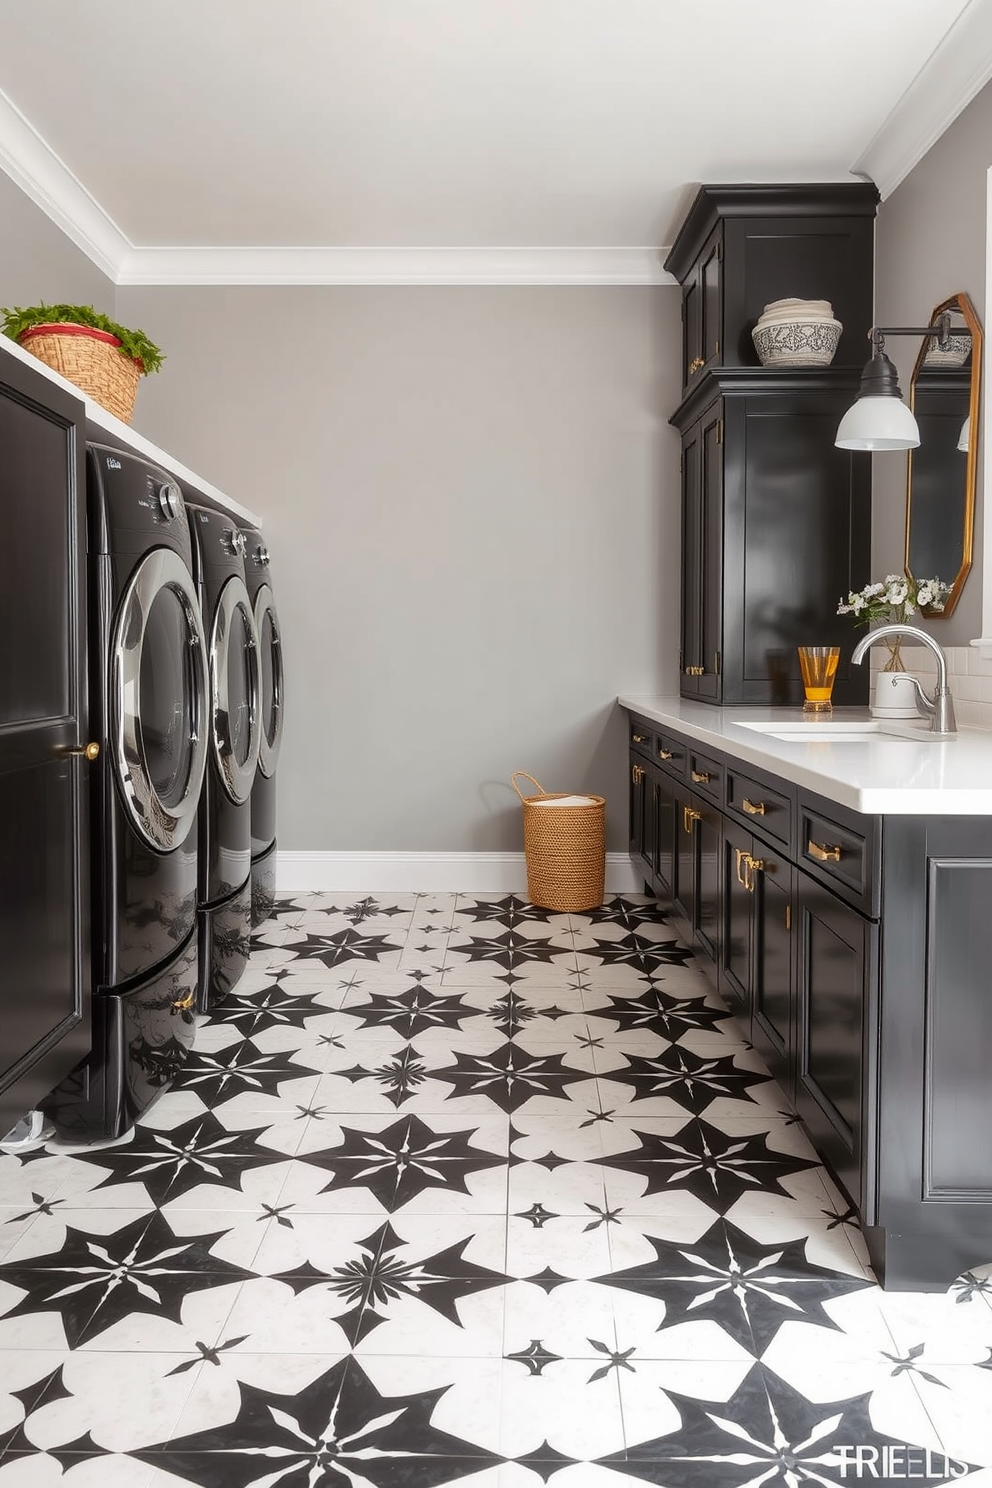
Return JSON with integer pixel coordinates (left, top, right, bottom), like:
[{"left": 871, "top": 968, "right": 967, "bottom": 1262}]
[{"left": 835, "top": 312, "right": 952, "bottom": 451}]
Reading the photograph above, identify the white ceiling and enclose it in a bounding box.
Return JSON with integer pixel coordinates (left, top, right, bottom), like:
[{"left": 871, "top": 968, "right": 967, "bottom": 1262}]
[{"left": 1, "top": 0, "right": 991, "bottom": 284}]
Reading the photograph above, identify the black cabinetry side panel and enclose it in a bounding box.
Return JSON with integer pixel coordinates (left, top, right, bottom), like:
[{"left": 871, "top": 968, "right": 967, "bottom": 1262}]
[{"left": 925, "top": 858, "right": 992, "bottom": 1197}]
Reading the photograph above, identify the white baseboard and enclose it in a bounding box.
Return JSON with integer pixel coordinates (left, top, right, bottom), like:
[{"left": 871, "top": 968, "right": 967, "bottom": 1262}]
[{"left": 276, "top": 851, "right": 642, "bottom": 896}]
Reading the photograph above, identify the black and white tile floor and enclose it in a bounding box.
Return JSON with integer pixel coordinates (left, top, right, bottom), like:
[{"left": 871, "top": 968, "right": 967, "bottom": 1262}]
[{"left": 3, "top": 892, "right": 992, "bottom": 1487}]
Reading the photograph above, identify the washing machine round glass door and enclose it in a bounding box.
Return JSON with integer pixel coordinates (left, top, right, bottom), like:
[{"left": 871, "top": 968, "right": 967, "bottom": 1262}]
[
  {"left": 112, "top": 549, "right": 210, "bottom": 851},
  {"left": 252, "top": 584, "right": 283, "bottom": 779},
  {"left": 210, "top": 575, "right": 262, "bottom": 804}
]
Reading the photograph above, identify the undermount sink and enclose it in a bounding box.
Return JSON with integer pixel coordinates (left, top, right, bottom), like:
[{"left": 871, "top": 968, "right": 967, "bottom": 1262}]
[{"left": 735, "top": 719, "right": 945, "bottom": 743}]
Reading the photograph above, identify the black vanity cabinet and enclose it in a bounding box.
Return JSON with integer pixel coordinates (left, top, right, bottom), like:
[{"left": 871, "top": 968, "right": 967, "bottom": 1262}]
[
  {"left": 0, "top": 350, "right": 91, "bottom": 1135},
  {"left": 625, "top": 709, "right": 992, "bottom": 1290},
  {"left": 666, "top": 184, "right": 878, "bottom": 707}
]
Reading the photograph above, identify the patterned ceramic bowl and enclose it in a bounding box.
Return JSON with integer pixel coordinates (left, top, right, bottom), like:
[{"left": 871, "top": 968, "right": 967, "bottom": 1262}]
[
  {"left": 923, "top": 334, "right": 971, "bottom": 368},
  {"left": 752, "top": 318, "right": 842, "bottom": 367}
]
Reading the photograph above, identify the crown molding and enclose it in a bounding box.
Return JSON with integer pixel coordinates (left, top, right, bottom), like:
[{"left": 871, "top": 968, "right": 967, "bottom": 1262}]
[
  {"left": 116, "top": 244, "right": 673, "bottom": 287},
  {"left": 853, "top": 0, "right": 992, "bottom": 200},
  {"left": 0, "top": 87, "right": 129, "bottom": 282}
]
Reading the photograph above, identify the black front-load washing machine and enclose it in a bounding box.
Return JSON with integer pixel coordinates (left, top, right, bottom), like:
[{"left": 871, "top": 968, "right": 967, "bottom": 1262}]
[
  {"left": 44, "top": 446, "right": 210, "bottom": 1142},
  {"left": 187, "top": 504, "right": 261, "bottom": 1009},
  {"left": 240, "top": 525, "right": 284, "bottom": 927}
]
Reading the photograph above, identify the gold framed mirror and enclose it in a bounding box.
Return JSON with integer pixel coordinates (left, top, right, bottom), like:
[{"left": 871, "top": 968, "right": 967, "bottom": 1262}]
[{"left": 905, "top": 291, "right": 982, "bottom": 618}]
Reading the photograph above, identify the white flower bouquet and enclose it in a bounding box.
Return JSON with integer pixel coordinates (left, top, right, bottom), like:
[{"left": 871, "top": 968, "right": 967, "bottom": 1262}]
[{"left": 837, "top": 573, "right": 949, "bottom": 626}]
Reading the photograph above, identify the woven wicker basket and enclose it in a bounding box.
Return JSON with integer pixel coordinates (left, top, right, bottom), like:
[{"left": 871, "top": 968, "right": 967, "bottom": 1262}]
[
  {"left": 511, "top": 772, "right": 606, "bottom": 912},
  {"left": 18, "top": 324, "right": 142, "bottom": 424}
]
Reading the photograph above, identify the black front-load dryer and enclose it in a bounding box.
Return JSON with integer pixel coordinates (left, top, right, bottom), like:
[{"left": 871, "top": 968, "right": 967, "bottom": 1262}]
[
  {"left": 187, "top": 504, "right": 261, "bottom": 1009},
  {"left": 44, "top": 445, "right": 210, "bottom": 1142},
  {"left": 240, "top": 525, "right": 284, "bottom": 927}
]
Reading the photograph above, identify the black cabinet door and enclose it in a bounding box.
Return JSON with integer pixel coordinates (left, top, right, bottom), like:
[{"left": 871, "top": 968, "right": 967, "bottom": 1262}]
[
  {"left": 750, "top": 845, "right": 795, "bottom": 1096},
  {"left": 795, "top": 872, "right": 870, "bottom": 1208},
  {"left": 681, "top": 223, "right": 722, "bottom": 390},
  {"left": 0, "top": 351, "right": 91, "bottom": 1134},
  {"left": 629, "top": 758, "right": 648, "bottom": 864},
  {"left": 680, "top": 401, "right": 723, "bottom": 701},
  {"left": 719, "top": 818, "right": 753, "bottom": 1021},
  {"left": 654, "top": 769, "right": 679, "bottom": 899}
]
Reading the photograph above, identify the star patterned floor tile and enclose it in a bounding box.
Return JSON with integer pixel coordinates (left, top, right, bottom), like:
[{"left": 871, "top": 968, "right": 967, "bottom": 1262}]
[{"left": 5, "top": 892, "right": 992, "bottom": 1484}]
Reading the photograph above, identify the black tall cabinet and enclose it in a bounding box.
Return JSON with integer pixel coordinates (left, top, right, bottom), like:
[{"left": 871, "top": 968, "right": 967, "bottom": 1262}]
[
  {"left": 0, "top": 349, "right": 91, "bottom": 1135},
  {"left": 665, "top": 184, "right": 879, "bottom": 707}
]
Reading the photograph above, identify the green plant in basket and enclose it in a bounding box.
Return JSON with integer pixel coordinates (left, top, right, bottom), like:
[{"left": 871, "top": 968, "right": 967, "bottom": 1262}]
[{"left": 0, "top": 302, "right": 165, "bottom": 373}]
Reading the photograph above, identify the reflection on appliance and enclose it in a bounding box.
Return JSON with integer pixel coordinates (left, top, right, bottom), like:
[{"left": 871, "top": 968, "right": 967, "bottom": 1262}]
[
  {"left": 44, "top": 447, "right": 209, "bottom": 1141},
  {"left": 240, "top": 524, "right": 284, "bottom": 927},
  {"left": 187, "top": 504, "right": 262, "bottom": 1009}
]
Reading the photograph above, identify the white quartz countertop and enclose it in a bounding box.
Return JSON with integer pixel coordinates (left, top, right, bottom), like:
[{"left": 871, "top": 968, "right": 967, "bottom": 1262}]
[{"left": 619, "top": 694, "right": 992, "bottom": 815}]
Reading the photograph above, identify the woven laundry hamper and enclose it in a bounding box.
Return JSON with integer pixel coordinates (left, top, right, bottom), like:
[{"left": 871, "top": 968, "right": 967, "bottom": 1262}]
[{"left": 511, "top": 772, "right": 605, "bottom": 912}]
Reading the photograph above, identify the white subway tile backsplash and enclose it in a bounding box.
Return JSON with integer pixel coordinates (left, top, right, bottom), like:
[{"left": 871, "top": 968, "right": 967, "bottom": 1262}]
[{"left": 865, "top": 642, "right": 992, "bottom": 728}]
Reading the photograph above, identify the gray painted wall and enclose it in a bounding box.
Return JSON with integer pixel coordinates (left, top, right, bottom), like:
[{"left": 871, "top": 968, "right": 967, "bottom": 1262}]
[
  {"left": 0, "top": 170, "right": 114, "bottom": 313},
  {"left": 873, "top": 79, "right": 992, "bottom": 645},
  {"left": 118, "top": 285, "right": 679, "bottom": 852}
]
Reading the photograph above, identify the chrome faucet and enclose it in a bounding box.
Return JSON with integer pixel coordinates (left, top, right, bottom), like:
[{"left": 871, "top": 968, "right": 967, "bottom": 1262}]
[{"left": 850, "top": 624, "right": 956, "bottom": 734}]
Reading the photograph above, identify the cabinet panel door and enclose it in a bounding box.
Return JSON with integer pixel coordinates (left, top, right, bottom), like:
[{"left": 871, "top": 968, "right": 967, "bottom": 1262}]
[
  {"left": 654, "top": 770, "right": 679, "bottom": 898},
  {"left": 751, "top": 847, "right": 795, "bottom": 1095},
  {"left": 698, "top": 409, "right": 723, "bottom": 702},
  {"left": 629, "top": 757, "right": 648, "bottom": 862},
  {"left": 719, "top": 818, "right": 753, "bottom": 1020},
  {"left": 672, "top": 780, "right": 696, "bottom": 934},
  {"left": 796, "top": 873, "right": 868, "bottom": 1208},
  {"left": 694, "top": 797, "right": 722, "bottom": 969},
  {"left": 0, "top": 354, "right": 90, "bottom": 1133},
  {"left": 679, "top": 419, "right": 702, "bottom": 693}
]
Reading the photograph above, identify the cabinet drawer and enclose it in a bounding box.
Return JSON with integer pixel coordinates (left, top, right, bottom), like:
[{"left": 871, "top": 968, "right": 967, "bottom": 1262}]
[
  {"left": 726, "top": 766, "right": 794, "bottom": 851},
  {"left": 629, "top": 719, "right": 654, "bottom": 758},
  {"left": 687, "top": 750, "right": 723, "bottom": 802},
  {"left": 654, "top": 732, "right": 687, "bottom": 779},
  {"left": 799, "top": 795, "right": 879, "bottom": 917}
]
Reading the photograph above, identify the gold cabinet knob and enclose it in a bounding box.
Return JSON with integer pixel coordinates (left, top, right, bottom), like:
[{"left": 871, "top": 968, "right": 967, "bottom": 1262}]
[
  {"left": 61, "top": 742, "right": 101, "bottom": 761},
  {"left": 688, "top": 356, "right": 705, "bottom": 375}
]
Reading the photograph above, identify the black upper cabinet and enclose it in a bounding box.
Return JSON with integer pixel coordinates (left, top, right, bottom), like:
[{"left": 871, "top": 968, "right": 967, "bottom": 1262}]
[
  {"left": 666, "top": 184, "right": 879, "bottom": 398},
  {"left": 0, "top": 348, "right": 91, "bottom": 1134},
  {"left": 665, "top": 184, "right": 879, "bottom": 707}
]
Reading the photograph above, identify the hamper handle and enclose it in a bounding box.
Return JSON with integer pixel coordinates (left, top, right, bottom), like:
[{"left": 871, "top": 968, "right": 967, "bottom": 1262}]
[{"left": 511, "top": 771, "right": 546, "bottom": 802}]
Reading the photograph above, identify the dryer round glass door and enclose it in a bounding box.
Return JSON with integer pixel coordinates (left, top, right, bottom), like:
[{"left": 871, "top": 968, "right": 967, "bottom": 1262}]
[
  {"left": 210, "top": 575, "right": 262, "bottom": 805},
  {"left": 253, "top": 584, "right": 283, "bottom": 779},
  {"left": 111, "top": 549, "right": 209, "bottom": 851}
]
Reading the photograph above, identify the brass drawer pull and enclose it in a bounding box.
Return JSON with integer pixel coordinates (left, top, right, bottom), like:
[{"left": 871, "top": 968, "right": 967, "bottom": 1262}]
[
  {"left": 735, "top": 846, "right": 750, "bottom": 890},
  {"left": 808, "top": 839, "right": 843, "bottom": 863},
  {"left": 658, "top": 749, "right": 674, "bottom": 760},
  {"left": 631, "top": 764, "right": 645, "bottom": 785},
  {"left": 688, "top": 356, "right": 705, "bottom": 375},
  {"left": 632, "top": 733, "right": 648, "bottom": 744},
  {"left": 735, "top": 849, "right": 764, "bottom": 892},
  {"left": 691, "top": 770, "right": 712, "bottom": 784},
  {"left": 683, "top": 805, "right": 702, "bottom": 834},
  {"left": 742, "top": 797, "right": 765, "bottom": 816},
  {"left": 172, "top": 992, "right": 195, "bottom": 1013}
]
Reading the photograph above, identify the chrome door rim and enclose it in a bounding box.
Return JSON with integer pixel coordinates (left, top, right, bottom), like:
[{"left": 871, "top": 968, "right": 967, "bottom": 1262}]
[
  {"left": 210, "top": 575, "right": 261, "bottom": 804},
  {"left": 253, "top": 584, "right": 283, "bottom": 779},
  {"left": 111, "top": 548, "right": 209, "bottom": 852}
]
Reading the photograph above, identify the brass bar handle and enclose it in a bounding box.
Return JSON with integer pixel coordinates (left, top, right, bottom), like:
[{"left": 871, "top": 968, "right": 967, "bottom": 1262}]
[
  {"left": 632, "top": 733, "right": 648, "bottom": 744},
  {"left": 60, "top": 742, "right": 100, "bottom": 761},
  {"left": 172, "top": 992, "right": 195, "bottom": 1012},
  {"left": 683, "top": 805, "right": 701, "bottom": 834},
  {"left": 747, "top": 855, "right": 764, "bottom": 883},
  {"left": 808, "top": 839, "right": 842, "bottom": 863},
  {"left": 688, "top": 356, "right": 705, "bottom": 374},
  {"left": 691, "top": 770, "right": 711, "bottom": 784},
  {"left": 658, "top": 749, "right": 674, "bottom": 760},
  {"left": 735, "top": 846, "right": 750, "bottom": 890},
  {"left": 631, "top": 764, "right": 645, "bottom": 785},
  {"left": 742, "top": 797, "right": 765, "bottom": 816}
]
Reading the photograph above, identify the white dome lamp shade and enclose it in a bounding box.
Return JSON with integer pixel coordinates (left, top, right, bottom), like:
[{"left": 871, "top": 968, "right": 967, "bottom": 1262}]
[
  {"left": 957, "top": 415, "right": 971, "bottom": 453},
  {"left": 835, "top": 346, "right": 920, "bottom": 451},
  {"left": 835, "top": 312, "right": 953, "bottom": 452}
]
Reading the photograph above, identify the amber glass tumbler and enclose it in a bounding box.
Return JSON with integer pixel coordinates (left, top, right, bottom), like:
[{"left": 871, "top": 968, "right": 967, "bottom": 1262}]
[{"left": 797, "top": 645, "right": 840, "bottom": 712}]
